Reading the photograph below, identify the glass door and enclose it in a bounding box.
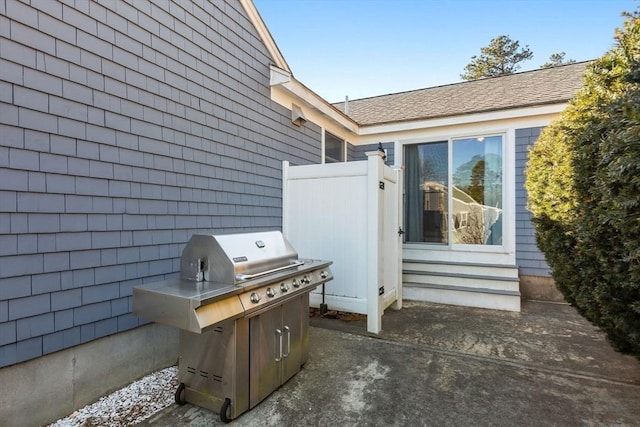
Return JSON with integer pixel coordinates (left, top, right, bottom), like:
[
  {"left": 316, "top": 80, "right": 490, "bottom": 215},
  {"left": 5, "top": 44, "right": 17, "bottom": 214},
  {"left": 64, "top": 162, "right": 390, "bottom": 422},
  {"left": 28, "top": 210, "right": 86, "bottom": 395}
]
[
  {"left": 404, "top": 135, "right": 504, "bottom": 247},
  {"left": 404, "top": 142, "right": 448, "bottom": 244}
]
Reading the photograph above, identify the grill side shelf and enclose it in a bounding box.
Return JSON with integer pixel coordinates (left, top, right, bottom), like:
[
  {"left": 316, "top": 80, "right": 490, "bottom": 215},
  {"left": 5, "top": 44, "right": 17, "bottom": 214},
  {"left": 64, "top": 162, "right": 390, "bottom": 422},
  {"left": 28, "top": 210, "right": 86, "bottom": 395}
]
[
  {"left": 132, "top": 284, "right": 196, "bottom": 332},
  {"left": 132, "top": 260, "right": 333, "bottom": 334},
  {"left": 132, "top": 279, "right": 243, "bottom": 334},
  {"left": 195, "top": 297, "right": 245, "bottom": 333}
]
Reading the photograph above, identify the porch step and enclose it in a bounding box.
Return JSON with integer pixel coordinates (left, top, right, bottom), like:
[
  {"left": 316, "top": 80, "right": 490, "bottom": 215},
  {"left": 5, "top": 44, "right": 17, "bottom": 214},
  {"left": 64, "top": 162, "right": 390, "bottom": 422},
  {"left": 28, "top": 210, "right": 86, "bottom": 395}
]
[
  {"left": 403, "top": 259, "right": 519, "bottom": 279},
  {"left": 402, "top": 260, "right": 521, "bottom": 312}
]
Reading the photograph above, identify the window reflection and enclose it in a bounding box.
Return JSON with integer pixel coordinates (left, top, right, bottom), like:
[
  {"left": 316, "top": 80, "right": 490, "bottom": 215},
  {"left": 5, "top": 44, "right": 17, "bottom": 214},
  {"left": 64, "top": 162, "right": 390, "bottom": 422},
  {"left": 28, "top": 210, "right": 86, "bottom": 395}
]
[
  {"left": 404, "top": 135, "right": 503, "bottom": 246},
  {"left": 452, "top": 136, "right": 502, "bottom": 245}
]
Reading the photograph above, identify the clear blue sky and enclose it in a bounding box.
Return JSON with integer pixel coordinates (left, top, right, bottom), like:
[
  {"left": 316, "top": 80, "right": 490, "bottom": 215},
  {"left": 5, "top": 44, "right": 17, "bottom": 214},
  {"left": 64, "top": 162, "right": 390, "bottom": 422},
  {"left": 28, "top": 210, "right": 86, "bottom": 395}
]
[{"left": 253, "top": 0, "right": 635, "bottom": 103}]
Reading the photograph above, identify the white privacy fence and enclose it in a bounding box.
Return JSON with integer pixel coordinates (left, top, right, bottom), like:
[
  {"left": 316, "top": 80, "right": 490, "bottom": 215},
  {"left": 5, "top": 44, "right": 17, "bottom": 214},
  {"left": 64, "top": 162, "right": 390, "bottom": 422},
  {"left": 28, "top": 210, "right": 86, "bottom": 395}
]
[{"left": 283, "top": 151, "right": 402, "bottom": 333}]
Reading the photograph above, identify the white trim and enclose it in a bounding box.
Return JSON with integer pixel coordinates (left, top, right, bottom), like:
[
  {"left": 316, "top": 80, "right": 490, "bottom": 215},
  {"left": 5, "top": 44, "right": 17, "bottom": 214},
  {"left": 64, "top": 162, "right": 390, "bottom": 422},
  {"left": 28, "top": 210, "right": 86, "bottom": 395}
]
[
  {"left": 268, "top": 66, "right": 565, "bottom": 148},
  {"left": 239, "top": 0, "right": 290, "bottom": 72},
  {"left": 323, "top": 128, "right": 347, "bottom": 163},
  {"left": 504, "top": 128, "right": 516, "bottom": 262},
  {"left": 399, "top": 127, "right": 518, "bottom": 265},
  {"left": 393, "top": 140, "right": 402, "bottom": 168},
  {"left": 271, "top": 80, "right": 359, "bottom": 135},
  {"left": 321, "top": 128, "right": 326, "bottom": 164},
  {"left": 355, "top": 114, "right": 558, "bottom": 145},
  {"left": 270, "top": 65, "right": 291, "bottom": 86},
  {"left": 343, "top": 138, "right": 348, "bottom": 162},
  {"left": 358, "top": 104, "right": 566, "bottom": 136},
  {"left": 270, "top": 79, "right": 563, "bottom": 146},
  {"left": 282, "top": 160, "right": 291, "bottom": 235}
]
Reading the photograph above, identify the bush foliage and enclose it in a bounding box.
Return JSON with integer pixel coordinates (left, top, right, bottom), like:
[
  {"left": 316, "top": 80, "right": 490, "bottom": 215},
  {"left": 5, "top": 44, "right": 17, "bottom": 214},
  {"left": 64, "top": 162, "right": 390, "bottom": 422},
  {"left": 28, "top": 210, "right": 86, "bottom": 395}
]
[{"left": 525, "top": 10, "right": 640, "bottom": 357}]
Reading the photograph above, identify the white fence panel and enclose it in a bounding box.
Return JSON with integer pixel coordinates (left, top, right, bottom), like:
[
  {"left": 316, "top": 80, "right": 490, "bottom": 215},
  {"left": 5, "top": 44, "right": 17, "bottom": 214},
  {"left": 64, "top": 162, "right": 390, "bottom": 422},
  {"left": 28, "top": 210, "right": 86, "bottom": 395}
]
[{"left": 283, "top": 152, "right": 401, "bottom": 333}]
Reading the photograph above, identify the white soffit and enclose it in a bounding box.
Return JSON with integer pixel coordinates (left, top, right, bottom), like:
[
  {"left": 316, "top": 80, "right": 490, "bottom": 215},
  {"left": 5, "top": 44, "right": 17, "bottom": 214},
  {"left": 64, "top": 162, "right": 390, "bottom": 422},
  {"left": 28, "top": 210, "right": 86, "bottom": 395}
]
[{"left": 271, "top": 71, "right": 359, "bottom": 136}]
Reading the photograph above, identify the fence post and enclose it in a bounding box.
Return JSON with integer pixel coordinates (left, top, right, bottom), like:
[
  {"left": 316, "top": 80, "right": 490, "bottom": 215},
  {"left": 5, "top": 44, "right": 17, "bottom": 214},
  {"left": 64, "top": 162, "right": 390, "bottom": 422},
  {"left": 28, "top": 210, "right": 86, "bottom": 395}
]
[
  {"left": 366, "top": 151, "right": 384, "bottom": 333},
  {"left": 282, "top": 160, "right": 290, "bottom": 236}
]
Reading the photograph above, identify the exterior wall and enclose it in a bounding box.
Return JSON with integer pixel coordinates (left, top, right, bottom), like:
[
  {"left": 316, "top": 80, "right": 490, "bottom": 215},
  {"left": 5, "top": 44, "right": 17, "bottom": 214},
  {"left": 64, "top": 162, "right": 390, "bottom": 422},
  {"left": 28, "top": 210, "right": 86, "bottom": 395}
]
[
  {"left": 0, "top": 323, "right": 177, "bottom": 427},
  {"left": 0, "top": 0, "right": 322, "bottom": 369},
  {"left": 514, "top": 127, "right": 551, "bottom": 277},
  {"left": 347, "top": 141, "right": 357, "bottom": 162},
  {"left": 349, "top": 142, "right": 394, "bottom": 165}
]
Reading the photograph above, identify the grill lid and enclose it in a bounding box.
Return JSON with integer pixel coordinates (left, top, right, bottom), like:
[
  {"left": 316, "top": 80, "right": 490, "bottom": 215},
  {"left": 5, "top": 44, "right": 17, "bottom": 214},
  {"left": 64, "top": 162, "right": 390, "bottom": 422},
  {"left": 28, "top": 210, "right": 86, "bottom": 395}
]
[{"left": 180, "top": 231, "right": 299, "bottom": 285}]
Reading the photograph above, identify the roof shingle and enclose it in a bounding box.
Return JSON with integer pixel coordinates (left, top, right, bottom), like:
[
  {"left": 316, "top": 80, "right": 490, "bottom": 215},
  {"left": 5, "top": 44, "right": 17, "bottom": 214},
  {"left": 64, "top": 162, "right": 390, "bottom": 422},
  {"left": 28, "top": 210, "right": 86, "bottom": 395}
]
[{"left": 333, "top": 61, "right": 589, "bottom": 126}]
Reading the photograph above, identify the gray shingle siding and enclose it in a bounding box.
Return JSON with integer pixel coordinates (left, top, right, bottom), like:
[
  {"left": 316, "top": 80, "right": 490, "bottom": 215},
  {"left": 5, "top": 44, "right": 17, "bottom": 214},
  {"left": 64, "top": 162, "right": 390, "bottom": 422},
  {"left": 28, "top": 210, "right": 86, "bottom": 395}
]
[
  {"left": 0, "top": 0, "right": 321, "bottom": 367},
  {"left": 349, "top": 142, "right": 395, "bottom": 166},
  {"left": 515, "top": 127, "right": 551, "bottom": 277},
  {"left": 347, "top": 142, "right": 356, "bottom": 162}
]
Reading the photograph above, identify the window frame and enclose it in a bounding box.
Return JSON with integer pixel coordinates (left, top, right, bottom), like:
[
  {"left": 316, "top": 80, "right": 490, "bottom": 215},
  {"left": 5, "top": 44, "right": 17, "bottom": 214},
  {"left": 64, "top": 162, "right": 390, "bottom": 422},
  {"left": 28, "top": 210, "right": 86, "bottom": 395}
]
[{"left": 402, "top": 131, "right": 509, "bottom": 253}]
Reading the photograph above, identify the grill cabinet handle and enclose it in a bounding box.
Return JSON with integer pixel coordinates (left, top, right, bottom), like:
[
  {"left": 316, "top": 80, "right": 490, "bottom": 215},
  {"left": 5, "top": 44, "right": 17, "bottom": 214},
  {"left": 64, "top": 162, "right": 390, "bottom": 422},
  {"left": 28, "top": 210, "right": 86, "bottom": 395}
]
[
  {"left": 275, "top": 329, "right": 282, "bottom": 362},
  {"left": 235, "top": 260, "right": 305, "bottom": 281},
  {"left": 283, "top": 326, "right": 290, "bottom": 358}
]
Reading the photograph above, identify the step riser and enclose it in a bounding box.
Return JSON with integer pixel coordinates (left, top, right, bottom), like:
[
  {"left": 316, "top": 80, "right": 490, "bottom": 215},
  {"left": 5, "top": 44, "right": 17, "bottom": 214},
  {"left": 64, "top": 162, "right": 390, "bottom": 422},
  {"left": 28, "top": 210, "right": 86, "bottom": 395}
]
[
  {"left": 401, "top": 260, "right": 521, "bottom": 312},
  {"left": 403, "top": 274, "right": 520, "bottom": 292},
  {"left": 403, "top": 286, "right": 521, "bottom": 312},
  {"left": 403, "top": 263, "right": 519, "bottom": 279}
]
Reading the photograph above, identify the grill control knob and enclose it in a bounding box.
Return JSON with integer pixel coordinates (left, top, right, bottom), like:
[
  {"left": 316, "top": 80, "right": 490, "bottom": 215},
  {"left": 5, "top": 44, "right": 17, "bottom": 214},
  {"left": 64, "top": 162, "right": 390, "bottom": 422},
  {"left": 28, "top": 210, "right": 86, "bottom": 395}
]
[
  {"left": 320, "top": 271, "right": 328, "bottom": 279},
  {"left": 292, "top": 279, "right": 300, "bottom": 288},
  {"left": 280, "top": 282, "right": 290, "bottom": 292},
  {"left": 302, "top": 275, "right": 310, "bottom": 284},
  {"left": 250, "top": 292, "right": 261, "bottom": 304},
  {"left": 266, "top": 287, "right": 276, "bottom": 298}
]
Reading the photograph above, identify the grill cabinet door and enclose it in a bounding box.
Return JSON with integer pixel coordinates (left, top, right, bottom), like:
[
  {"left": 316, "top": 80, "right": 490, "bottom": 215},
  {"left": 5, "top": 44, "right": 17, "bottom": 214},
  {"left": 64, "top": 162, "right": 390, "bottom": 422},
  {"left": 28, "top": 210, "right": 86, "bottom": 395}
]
[
  {"left": 249, "top": 305, "right": 283, "bottom": 407},
  {"left": 281, "top": 296, "right": 303, "bottom": 383},
  {"left": 249, "top": 295, "right": 306, "bottom": 408}
]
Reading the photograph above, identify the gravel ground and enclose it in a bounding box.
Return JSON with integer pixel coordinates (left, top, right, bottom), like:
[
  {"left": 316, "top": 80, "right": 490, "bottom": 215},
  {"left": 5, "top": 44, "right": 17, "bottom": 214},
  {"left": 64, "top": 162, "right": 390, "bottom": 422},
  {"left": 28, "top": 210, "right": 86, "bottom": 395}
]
[{"left": 47, "top": 366, "right": 178, "bottom": 427}]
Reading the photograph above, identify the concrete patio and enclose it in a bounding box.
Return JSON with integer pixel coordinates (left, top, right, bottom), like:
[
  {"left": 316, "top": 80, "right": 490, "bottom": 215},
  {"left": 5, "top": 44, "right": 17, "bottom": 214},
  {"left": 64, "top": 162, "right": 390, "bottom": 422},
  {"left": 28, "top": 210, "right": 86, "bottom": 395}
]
[{"left": 141, "top": 300, "right": 640, "bottom": 426}]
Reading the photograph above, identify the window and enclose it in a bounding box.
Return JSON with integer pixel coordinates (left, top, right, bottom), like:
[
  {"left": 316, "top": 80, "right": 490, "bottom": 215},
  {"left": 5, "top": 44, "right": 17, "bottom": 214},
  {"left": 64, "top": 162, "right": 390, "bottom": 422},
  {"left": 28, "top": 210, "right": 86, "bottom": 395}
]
[
  {"left": 324, "top": 131, "right": 345, "bottom": 163},
  {"left": 404, "top": 135, "right": 503, "bottom": 246}
]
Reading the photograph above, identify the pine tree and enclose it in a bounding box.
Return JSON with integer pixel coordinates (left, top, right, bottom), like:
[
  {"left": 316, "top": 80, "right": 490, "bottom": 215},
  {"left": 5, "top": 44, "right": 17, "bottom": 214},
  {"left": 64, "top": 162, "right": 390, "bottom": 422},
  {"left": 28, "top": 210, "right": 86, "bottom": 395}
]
[{"left": 461, "top": 35, "right": 533, "bottom": 80}]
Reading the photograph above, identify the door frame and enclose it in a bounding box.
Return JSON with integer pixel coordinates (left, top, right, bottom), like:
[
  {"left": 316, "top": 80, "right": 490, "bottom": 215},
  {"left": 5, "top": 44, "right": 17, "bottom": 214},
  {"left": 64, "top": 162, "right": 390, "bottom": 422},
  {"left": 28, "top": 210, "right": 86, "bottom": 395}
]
[{"left": 394, "top": 127, "right": 516, "bottom": 266}]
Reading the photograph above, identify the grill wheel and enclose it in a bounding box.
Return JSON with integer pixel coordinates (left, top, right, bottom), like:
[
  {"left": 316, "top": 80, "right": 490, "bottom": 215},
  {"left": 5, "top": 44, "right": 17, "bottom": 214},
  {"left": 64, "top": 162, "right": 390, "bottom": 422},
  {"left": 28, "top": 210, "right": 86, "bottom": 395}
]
[
  {"left": 174, "top": 382, "right": 186, "bottom": 405},
  {"left": 220, "top": 397, "right": 232, "bottom": 423}
]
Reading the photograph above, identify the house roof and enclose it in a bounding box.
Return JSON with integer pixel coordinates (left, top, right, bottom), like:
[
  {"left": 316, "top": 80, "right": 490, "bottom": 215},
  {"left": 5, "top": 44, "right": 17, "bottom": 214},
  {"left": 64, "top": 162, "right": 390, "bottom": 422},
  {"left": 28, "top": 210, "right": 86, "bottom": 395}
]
[{"left": 333, "top": 61, "right": 590, "bottom": 126}]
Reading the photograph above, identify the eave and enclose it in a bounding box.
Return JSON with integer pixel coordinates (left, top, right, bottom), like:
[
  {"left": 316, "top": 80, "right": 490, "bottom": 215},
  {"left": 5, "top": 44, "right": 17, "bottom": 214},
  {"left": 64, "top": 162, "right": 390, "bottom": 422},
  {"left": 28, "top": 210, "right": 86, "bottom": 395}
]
[
  {"left": 270, "top": 66, "right": 360, "bottom": 139},
  {"left": 358, "top": 103, "right": 567, "bottom": 136},
  {"left": 239, "top": 0, "right": 290, "bottom": 72},
  {"left": 241, "top": 0, "right": 571, "bottom": 146}
]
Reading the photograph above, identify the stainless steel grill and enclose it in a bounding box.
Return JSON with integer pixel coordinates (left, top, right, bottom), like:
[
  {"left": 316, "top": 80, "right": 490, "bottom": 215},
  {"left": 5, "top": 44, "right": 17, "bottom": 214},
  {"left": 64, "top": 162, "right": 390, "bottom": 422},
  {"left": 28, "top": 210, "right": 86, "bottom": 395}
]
[{"left": 132, "top": 231, "right": 333, "bottom": 422}]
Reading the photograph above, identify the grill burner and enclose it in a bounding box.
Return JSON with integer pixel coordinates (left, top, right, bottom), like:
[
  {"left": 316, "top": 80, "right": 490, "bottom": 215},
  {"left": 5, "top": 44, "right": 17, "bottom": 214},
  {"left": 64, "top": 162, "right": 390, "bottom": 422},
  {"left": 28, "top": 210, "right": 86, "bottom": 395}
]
[{"left": 132, "top": 231, "right": 333, "bottom": 422}]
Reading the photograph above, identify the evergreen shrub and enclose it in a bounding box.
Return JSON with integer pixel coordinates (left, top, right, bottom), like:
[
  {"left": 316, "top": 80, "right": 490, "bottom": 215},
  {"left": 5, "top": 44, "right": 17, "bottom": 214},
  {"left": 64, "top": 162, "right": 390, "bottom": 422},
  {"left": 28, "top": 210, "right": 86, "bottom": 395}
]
[{"left": 525, "top": 10, "right": 640, "bottom": 357}]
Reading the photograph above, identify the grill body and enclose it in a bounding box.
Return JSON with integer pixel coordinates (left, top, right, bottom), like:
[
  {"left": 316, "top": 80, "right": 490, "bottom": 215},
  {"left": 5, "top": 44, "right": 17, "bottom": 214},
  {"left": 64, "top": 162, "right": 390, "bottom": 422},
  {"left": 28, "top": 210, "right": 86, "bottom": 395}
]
[{"left": 132, "top": 231, "right": 333, "bottom": 421}]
